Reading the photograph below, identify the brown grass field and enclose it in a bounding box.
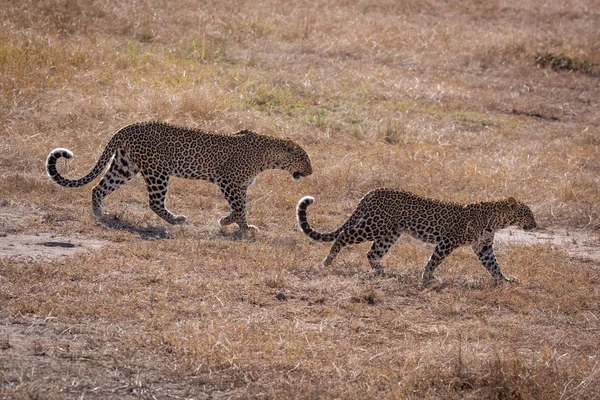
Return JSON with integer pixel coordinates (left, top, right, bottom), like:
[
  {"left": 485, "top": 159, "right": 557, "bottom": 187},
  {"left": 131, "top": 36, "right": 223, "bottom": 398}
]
[{"left": 1, "top": 0, "right": 599, "bottom": 398}]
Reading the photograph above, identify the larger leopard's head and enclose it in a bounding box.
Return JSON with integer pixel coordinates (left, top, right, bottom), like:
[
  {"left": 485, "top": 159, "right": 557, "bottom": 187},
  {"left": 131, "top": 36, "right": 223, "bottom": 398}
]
[
  {"left": 274, "top": 138, "right": 313, "bottom": 180},
  {"left": 507, "top": 197, "right": 537, "bottom": 231}
]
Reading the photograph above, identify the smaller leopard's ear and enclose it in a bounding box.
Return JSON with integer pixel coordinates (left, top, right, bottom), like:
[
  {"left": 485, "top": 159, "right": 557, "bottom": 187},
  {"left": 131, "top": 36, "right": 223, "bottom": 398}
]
[{"left": 507, "top": 197, "right": 518, "bottom": 210}]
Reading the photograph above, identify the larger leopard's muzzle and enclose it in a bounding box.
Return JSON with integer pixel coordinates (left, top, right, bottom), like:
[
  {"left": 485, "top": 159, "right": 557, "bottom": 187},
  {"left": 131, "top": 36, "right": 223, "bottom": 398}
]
[
  {"left": 523, "top": 223, "right": 536, "bottom": 231},
  {"left": 293, "top": 166, "right": 312, "bottom": 180}
]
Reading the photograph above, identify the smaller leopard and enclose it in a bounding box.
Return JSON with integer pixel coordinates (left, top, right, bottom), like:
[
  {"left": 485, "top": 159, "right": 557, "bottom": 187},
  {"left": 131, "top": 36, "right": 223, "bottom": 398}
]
[
  {"left": 296, "top": 188, "right": 536, "bottom": 284},
  {"left": 46, "top": 121, "right": 312, "bottom": 233}
]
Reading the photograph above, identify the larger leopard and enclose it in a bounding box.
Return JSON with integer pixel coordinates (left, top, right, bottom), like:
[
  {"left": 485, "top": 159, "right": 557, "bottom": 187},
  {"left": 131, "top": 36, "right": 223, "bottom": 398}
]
[
  {"left": 296, "top": 188, "right": 536, "bottom": 284},
  {"left": 46, "top": 121, "right": 312, "bottom": 233}
]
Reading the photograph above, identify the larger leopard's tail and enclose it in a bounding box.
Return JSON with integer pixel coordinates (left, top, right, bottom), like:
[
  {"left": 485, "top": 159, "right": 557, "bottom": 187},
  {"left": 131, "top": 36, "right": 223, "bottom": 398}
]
[
  {"left": 296, "top": 196, "right": 344, "bottom": 242},
  {"left": 46, "top": 135, "right": 121, "bottom": 188}
]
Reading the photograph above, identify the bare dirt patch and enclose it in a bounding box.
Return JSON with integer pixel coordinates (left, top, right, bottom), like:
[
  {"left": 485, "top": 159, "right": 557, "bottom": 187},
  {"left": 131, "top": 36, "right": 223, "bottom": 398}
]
[
  {"left": 0, "top": 233, "right": 108, "bottom": 262},
  {"left": 1, "top": 200, "right": 598, "bottom": 266},
  {"left": 1, "top": 205, "right": 110, "bottom": 261},
  {"left": 497, "top": 227, "right": 600, "bottom": 265}
]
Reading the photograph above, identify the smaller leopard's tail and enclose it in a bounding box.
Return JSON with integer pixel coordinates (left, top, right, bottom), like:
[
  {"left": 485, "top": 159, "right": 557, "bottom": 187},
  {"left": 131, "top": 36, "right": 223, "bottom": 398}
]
[
  {"left": 296, "top": 196, "right": 344, "bottom": 242},
  {"left": 46, "top": 135, "right": 121, "bottom": 188}
]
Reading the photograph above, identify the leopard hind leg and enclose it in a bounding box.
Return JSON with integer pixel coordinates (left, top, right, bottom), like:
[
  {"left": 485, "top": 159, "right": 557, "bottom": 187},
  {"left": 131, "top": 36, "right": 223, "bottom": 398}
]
[
  {"left": 323, "top": 226, "right": 370, "bottom": 267},
  {"left": 91, "top": 149, "right": 139, "bottom": 218},
  {"left": 367, "top": 233, "right": 400, "bottom": 275}
]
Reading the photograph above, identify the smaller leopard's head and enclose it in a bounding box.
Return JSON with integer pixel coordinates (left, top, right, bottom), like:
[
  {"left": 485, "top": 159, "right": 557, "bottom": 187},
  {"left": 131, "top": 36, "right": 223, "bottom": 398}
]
[
  {"left": 277, "top": 138, "right": 313, "bottom": 180},
  {"left": 507, "top": 197, "right": 537, "bottom": 231}
]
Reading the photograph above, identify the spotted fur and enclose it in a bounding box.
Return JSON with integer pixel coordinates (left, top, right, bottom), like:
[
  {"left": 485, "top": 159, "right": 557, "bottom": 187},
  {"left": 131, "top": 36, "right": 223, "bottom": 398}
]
[
  {"left": 46, "top": 121, "right": 312, "bottom": 232},
  {"left": 296, "top": 188, "right": 536, "bottom": 284}
]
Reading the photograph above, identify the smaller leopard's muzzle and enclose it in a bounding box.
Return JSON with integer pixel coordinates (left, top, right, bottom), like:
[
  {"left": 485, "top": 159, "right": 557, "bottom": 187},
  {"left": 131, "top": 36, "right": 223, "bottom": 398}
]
[
  {"left": 521, "top": 218, "right": 537, "bottom": 231},
  {"left": 515, "top": 203, "right": 537, "bottom": 232}
]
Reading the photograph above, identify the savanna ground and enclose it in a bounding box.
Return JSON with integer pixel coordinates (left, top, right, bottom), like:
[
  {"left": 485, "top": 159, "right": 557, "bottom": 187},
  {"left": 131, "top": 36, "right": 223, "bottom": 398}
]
[{"left": 1, "top": 0, "right": 599, "bottom": 398}]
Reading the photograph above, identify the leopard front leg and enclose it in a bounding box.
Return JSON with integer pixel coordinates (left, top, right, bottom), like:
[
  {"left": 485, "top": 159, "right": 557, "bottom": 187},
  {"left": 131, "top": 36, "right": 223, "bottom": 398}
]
[
  {"left": 217, "top": 181, "right": 258, "bottom": 235},
  {"left": 142, "top": 171, "right": 187, "bottom": 224},
  {"left": 422, "top": 239, "right": 459, "bottom": 285},
  {"left": 471, "top": 236, "right": 518, "bottom": 283}
]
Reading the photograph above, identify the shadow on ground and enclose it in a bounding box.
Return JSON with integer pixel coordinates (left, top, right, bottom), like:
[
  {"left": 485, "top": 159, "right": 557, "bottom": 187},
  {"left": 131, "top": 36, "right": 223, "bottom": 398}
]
[{"left": 98, "top": 214, "right": 171, "bottom": 240}]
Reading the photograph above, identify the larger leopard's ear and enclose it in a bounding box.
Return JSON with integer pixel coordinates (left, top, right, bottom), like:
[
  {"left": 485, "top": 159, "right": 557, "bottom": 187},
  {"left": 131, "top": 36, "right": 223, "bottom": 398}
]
[
  {"left": 285, "top": 138, "right": 296, "bottom": 152},
  {"left": 507, "top": 197, "right": 518, "bottom": 211}
]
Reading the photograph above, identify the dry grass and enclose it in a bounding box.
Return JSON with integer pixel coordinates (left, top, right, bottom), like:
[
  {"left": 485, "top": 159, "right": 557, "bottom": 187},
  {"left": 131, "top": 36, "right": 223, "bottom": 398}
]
[{"left": 1, "top": 0, "right": 599, "bottom": 398}]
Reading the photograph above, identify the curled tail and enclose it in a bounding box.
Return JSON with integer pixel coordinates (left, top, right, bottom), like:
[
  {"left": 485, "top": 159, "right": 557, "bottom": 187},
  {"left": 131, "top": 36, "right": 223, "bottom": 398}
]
[
  {"left": 296, "top": 196, "right": 344, "bottom": 242},
  {"left": 46, "top": 137, "right": 120, "bottom": 188}
]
